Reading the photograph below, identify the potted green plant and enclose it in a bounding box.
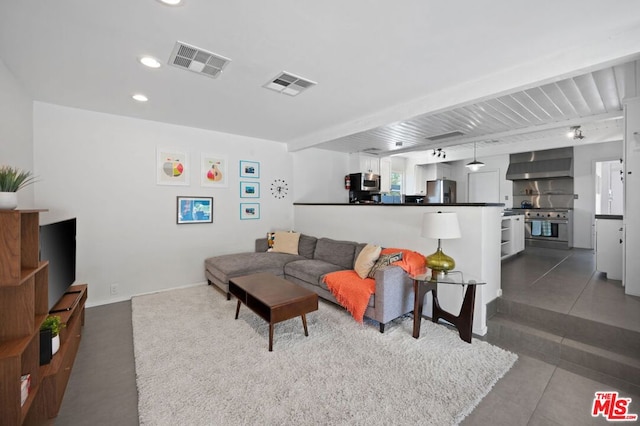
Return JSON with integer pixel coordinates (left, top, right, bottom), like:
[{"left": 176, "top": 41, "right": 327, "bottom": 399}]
[
  {"left": 0, "top": 165, "right": 37, "bottom": 210},
  {"left": 40, "top": 315, "right": 65, "bottom": 356}
]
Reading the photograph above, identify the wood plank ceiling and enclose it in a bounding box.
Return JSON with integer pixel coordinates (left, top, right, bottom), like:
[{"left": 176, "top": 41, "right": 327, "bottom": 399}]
[{"left": 314, "top": 62, "right": 629, "bottom": 156}]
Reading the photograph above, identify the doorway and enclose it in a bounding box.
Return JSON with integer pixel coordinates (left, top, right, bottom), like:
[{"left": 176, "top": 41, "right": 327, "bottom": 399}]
[{"left": 595, "top": 160, "right": 623, "bottom": 215}]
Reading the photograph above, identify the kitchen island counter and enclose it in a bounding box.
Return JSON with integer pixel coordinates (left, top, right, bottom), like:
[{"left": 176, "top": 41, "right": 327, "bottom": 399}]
[{"left": 294, "top": 202, "right": 505, "bottom": 207}]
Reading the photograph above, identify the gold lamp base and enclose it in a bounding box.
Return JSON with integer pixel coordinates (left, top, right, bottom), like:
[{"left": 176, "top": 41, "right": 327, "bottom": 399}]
[{"left": 426, "top": 246, "right": 455, "bottom": 279}]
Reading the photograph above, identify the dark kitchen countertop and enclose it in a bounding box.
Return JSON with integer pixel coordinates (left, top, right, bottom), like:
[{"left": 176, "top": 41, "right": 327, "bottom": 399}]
[
  {"left": 294, "top": 202, "right": 506, "bottom": 207},
  {"left": 595, "top": 214, "right": 623, "bottom": 220}
]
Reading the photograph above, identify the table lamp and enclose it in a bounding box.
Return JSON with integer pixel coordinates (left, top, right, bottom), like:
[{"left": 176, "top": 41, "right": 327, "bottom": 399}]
[{"left": 421, "top": 211, "right": 461, "bottom": 279}]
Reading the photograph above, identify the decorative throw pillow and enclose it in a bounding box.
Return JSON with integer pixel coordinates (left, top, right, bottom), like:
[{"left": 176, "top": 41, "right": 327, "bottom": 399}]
[
  {"left": 353, "top": 244, "right": 382, "bottom": 279},
  {"left": 367, "top": 252, "right": 403, "bottom": 278},
  {"left": 266, "top": 232, "right": 276, "bottom": 250},
  {"left": 271, "top": 231, "right": 301, "bottom": 255}
]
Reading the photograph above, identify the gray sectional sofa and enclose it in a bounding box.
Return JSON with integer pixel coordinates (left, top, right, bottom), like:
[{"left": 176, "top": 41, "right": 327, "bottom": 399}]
[{"left": 204, "top": 234, "right": 415, "bottom": 332}]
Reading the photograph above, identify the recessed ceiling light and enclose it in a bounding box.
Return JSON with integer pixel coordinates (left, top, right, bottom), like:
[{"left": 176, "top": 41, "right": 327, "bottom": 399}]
[
  {"left": 156, "top": 0, "right": 183, "bottom": 5},
  {"left": 139, "top": 56, "right": 161, "bottom": 69},
  {"left": 132, "top": 94, "right": 148, "bottom": 102}
]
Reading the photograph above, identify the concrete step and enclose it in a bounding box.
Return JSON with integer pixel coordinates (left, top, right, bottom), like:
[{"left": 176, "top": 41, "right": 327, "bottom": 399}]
[
  {"left": 488, "top": 312, "right": 640, "bottom": 396},
  {"left": 496, "top": 298, "right": 640, "bottom": 359}
]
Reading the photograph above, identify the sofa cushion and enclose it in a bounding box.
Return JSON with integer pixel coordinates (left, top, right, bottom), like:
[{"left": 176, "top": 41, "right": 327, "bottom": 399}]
[
  {"left": 271, "top": 231, "right": 300, "bottom": 255},
  {"left": 255, "top": 238, "right": 269, "bottom": 252},
  {"left": 205, "top": 252, "right": 303, "bottom": 283},
  {"left": 313, "top": 238, "right": 357, "bottom": 270},
  {"left": 284, "top": 259, "right": 346, "bottom": 287},
  {"left": 266, "top": 232, "right": 276, "bottom": 249},
  {"left": 298, "top": 234, "right": 318, "bottom": 259},
  {"left": 354, "top": 244, "right": 382, "bottom": 279},
  {"left": 367, "top": 252, "right": 403, "bottom": 278}
]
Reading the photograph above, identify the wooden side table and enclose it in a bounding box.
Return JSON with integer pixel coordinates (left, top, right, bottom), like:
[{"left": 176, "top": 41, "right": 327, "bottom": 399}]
[{"left": 411, "top": 271, "right": 485, "bottom": 343}]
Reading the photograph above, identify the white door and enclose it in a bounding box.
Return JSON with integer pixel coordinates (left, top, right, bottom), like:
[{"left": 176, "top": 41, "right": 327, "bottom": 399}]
[{"left": 468, "top": 170, "right": 500, "bottom": 203}]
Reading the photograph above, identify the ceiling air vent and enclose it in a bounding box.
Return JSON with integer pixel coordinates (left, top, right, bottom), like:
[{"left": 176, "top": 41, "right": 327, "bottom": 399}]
[
  {"left": 263, "top": 72, "right": 316, "bottom": 96},
  {"left": 425, "top": 131, "right": 465, "bottom": 141},
  {"left": 168, "top": 41, "right": 231, "bottom": 79}
]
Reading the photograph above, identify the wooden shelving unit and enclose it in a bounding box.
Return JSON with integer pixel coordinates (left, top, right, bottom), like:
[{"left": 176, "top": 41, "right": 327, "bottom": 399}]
[
  {"left": 0, "top": 210, "right": 49, "bottom": 425},
  {"left": 0, "top": 210, "right": 86, "bottom": 425}
]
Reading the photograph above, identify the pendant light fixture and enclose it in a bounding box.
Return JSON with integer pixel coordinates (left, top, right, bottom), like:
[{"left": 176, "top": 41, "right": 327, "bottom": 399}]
[{"left": 465, "top": 142, "right": 485, "bottom": 171}]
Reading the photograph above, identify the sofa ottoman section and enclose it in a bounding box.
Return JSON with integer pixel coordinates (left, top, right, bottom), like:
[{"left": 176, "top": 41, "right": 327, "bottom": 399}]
[{"left": 205, "top": 252, "right": 303, "bottom": 299}]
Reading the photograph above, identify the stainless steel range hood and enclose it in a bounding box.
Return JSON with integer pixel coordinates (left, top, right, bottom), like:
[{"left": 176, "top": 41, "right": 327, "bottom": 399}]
[{"left": 506, "top": 147, "right": 574, "bottom": 180}]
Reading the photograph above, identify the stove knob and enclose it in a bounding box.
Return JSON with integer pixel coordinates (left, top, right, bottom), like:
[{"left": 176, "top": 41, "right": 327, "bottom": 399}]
[{"left": 547, "top": 214, "right": 551, "bottom": 217}]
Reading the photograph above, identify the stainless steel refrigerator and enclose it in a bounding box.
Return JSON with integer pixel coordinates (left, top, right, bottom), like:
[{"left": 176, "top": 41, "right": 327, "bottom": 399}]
[{"left": 426, "top": 179, "right": 457, "bottom": 203}]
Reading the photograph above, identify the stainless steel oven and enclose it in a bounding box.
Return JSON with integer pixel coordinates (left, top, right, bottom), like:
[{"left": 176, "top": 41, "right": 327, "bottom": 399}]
[{"left": 519, "top": 209, "right": 573, "bottom": 249}]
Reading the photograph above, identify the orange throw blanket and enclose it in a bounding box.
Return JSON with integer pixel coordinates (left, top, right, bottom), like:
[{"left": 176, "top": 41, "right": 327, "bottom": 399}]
[
  {"left": 323, "top": 270, "right": 375, "bottom": 323},
  {"left": 323, "top": 248, "right": 426, "bottom": 323},
  {"left": 381, "top": 248, "right": 427, "bottom": 276}
]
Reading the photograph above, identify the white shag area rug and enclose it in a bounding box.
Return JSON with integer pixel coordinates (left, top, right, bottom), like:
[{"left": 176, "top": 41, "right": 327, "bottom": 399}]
[{"left": 132, "top": 285, "right": 517, "bottom": 426}]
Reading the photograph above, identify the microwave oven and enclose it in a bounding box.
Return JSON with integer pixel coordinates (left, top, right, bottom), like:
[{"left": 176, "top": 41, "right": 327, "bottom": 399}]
[{"left": 350, "top": 173, "right": 381, "bottom": 192}]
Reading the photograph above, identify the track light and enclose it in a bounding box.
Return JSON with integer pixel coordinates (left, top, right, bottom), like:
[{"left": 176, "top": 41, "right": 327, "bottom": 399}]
[
  {"left": 465, "top": 142, "right": 485, "bottom": 172},
  {"left": 567, "top": 126, "right": 584, "bottom": 140},
  {"left": 432, "top": 148, "right": 446, "bottom": 158}
]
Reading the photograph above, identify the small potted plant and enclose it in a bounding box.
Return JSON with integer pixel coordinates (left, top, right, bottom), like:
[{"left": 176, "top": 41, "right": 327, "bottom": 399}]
[
  {"left": 0, "top": 165, "right": 37, "bottom": 210},
  {"left": 40, "top": 315, "right": 65, "bottom": 356}
]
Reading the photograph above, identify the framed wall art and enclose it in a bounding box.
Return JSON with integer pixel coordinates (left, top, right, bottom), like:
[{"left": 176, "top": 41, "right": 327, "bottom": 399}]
[
  {"left": 240, "top": 181, "right": 260, "bottom": 198},
  {"left": 176, "top": 196, "right": 213, "bottom": 224},
  {"left": 239, "top": 160, "right": 260, "bottom": 178},
  {"left": 157, "top": 148, "right": 189, "bottom": 186},
  {"left": 240, "top": 203, "right": 260, "bottom": 220},
  {"left": 201, "top": 154, "right": 228, "bottom": 187}
]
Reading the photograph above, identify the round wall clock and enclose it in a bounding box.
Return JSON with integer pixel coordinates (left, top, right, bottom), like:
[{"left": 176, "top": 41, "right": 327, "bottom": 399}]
[{"left": 270, "top": 179, "right": 289, "bottom": 199}]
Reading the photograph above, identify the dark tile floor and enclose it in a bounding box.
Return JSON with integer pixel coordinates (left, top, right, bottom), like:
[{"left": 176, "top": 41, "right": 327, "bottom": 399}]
[
  {"left": 463, "top": 247, "right": 640, "bottom": 425},
  {"left": 56, "top": 248, "right": 640, "bottom": 425}
]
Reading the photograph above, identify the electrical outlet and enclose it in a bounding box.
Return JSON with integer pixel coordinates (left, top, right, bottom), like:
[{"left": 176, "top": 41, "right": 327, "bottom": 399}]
[
  {"left": 505, "top": 195, "right": 509, "bottom": 200},
  {"left": 110, "top": 283, "right": 119, "bottom": 295},
  {"left": 574, "top": 194, "right": 579, "bottom": 199}
]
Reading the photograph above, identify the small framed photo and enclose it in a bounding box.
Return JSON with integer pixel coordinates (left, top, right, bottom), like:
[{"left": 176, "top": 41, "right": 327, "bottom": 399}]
[
  {"left": 240, "top": 181, "right": 260, "bottom": 198},
  {"left": 177, "top": 196, "right": 213, "bottom": 224},
  {"left": 240, "top": 203, "right": 260, "bottom": 220},
  {"left": 239, "top": 160, "right": 260, "bottom": 178}
]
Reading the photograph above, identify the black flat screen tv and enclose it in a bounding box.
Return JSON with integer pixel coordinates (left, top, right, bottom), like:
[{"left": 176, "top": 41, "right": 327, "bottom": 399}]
[{"left": 40, "top": 218, "right": 77, "bottom": 311}]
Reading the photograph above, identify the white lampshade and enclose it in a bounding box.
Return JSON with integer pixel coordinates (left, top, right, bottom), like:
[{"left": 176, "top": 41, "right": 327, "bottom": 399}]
[{"left": 421, "top": 212, "right": 461, "bottom": 240}]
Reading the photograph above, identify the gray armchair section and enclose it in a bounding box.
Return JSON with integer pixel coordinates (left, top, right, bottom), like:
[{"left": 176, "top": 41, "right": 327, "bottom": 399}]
[{"left": 204, "top": 234, "right": 415, "bottom": 332}]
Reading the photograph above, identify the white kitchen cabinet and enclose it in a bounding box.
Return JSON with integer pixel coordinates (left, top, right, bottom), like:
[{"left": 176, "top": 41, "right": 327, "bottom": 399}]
[
  {"left": 596, "top": 217, "right": 623, "bottom": 280},
  {"left": 512, "top": 215, "right": 525, "bottom": 253},
  {"left": 501, "top": 215, "right": 525, "bottom": 260},
  {"left": 349, "top": 153, "right": 380, "bottom": 174}
]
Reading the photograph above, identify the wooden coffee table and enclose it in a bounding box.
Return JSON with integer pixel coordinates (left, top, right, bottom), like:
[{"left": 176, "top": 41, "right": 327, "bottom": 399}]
[{"left": 228, "top": 272, "right": 319, "bottom": 351}]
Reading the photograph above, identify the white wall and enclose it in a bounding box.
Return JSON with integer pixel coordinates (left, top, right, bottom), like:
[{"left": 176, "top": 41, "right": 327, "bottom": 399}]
[
  {"left": 292, "top": 148, "right": 349, "bottom": 203},
  {"left": 458, "top": 154, "right": 512, "bottom": 206},
  {"left": 33, "top": 103, "right": 294, "bottom": 306},
  {"left": 0, "top": 58, "right": 35, "bottom": 208}
]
